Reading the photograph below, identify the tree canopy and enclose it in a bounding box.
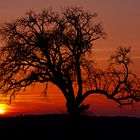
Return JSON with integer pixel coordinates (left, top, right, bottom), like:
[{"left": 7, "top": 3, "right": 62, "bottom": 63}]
[{"left": 0, "top": 7, "right": 139, "bottom": 116}]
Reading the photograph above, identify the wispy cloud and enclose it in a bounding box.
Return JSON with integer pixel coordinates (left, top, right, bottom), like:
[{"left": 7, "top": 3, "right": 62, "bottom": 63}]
[
  {"left": 95, "top": 57, "right": 108, "bottom": 61},
  {"left": 93, "top": 48, "right": 114, "bottom": 52},
  {"left": 132, "top": 56, "right": 140, "bottom": 59},
  {"left": 95, "top": 56, "right": 140, "bottom": 61}
]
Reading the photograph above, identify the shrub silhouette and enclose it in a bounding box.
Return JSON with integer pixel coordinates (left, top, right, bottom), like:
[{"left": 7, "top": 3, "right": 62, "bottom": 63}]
[{"left": 0, "top": 7, "right": 139, "bottom": 116}]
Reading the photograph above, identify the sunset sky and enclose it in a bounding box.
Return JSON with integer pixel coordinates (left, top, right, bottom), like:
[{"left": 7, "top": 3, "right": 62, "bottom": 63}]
[{"left": 0, "top": 0, "right": 140, "bottom": 117}]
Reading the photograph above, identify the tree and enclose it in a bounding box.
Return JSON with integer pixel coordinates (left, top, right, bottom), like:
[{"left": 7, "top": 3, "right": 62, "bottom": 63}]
[{"left": 0, "top": 7, "right": 139, "bottom": 116}]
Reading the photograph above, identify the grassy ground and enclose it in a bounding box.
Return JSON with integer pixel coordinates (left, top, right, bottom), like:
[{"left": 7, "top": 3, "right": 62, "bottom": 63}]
[{"left": 0, "top": 114, "right": 139, "bottom": 139}]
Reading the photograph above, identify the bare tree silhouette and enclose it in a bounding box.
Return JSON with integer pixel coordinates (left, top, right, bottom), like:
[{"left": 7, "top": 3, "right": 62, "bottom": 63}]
[{"left": 0, "top": 7, "right": 139, "bottom": 116}]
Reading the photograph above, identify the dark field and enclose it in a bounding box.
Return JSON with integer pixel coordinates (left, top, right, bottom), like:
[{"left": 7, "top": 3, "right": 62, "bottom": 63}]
[{"left": 0, "top": 114, "right": 140, "bottom": 139}]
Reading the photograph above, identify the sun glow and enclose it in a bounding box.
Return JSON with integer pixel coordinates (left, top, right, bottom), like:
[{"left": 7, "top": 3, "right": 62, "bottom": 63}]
[{"left": 0, "top": 104, "right": 7, "bottom": 115}]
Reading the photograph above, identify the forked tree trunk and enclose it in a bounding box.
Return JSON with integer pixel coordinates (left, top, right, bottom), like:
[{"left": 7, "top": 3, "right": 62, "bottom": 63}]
[
  {"left": 58, "top": 83, "right": 89, "bottom": 117},
  {"left": 66, "top": 98, "right": 89, "bottom": 117}
]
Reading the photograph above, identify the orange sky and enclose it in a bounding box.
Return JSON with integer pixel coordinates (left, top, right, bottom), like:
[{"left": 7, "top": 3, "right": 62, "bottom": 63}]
[{"left": 0, "top": 0, "right": 140, "bottom": 117}]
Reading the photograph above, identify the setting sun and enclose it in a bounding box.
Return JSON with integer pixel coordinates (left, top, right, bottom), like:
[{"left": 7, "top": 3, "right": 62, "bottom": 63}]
[
  {"left": 0, "top": 104, "right": 7, "bottom": 115},
  {"left": 0, "top": 109, "right": 5, "bottom": 114}
]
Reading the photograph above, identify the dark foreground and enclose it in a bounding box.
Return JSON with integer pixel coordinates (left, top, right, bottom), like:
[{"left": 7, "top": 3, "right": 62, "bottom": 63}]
[{"left": 0, "top": 114, "right": 140, "bottom": 139}]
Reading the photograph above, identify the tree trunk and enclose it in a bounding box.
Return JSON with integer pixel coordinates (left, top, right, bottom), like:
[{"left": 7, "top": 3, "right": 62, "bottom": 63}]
[
  {"left": 58, "top": 83, "right": 89, "bottom": 117},
  {"left": 66, "top": 99, "right": 89, "bottom": 117}
]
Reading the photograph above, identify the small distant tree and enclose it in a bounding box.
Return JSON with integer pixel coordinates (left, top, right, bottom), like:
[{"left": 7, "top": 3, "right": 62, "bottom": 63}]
[{"left": 0, "top": 7, "right": 139, "bottom": 116}]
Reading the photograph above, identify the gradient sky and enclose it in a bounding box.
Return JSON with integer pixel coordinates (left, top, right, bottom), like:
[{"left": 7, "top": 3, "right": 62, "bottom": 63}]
[{"left": 0, "top": 0, "right": 140, "bottom": 117}]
